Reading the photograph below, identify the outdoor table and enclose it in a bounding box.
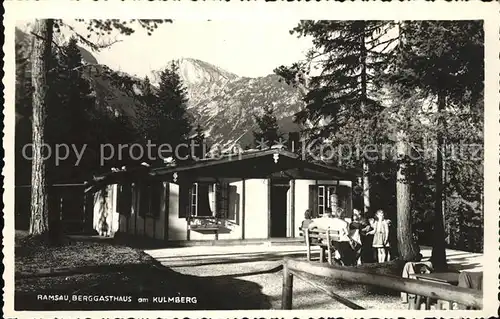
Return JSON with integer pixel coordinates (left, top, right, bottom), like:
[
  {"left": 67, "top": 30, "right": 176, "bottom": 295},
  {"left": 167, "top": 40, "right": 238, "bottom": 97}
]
[{"left": 413, "top": 272, "right": 459, "bottom": 310}]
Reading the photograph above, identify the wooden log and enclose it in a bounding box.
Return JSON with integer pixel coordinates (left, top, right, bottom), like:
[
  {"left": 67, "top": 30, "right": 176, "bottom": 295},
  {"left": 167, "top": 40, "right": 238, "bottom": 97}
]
[
  {"left": 281, "top": 264, "right": 293, "bottom": 309},
  {"left": 284, "top": 258, "right": 482, "bottom": 309}
]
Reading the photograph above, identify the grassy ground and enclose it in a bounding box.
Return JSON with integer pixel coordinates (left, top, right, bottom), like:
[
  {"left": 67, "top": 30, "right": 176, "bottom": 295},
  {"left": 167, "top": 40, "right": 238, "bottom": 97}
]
[
  {"left": 15, "top": 231, "right": 410, "bottom": 310},
  {"left": 15, "top": 231, "right": 267, "bottom": 310}
]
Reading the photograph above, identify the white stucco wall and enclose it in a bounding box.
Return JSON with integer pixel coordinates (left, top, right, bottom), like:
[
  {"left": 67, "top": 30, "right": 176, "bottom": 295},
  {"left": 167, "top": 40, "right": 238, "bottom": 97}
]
[
  {"left": 167, "top": 183, "right": 188, "bottom": 240},
  {"left": 243, "top": 179, "right": 269, "bottom": 239},
  {"left": 294, "top": 179, "right": 315, "bottom": 238}
]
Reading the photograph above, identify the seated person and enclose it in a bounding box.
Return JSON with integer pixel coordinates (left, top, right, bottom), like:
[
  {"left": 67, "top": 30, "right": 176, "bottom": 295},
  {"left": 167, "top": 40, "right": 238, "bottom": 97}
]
[
  {"left": 401, "top": 256, "right": 433, "bottom": 303},
  {"left": 309, "top": 208, "right": 356, "bottom": 266},
  {"left": 300, "top": 210, "right": 318, "bottom": 243},
  {"left": 300, "top": 209, "right": 313, "bottom": 233}
]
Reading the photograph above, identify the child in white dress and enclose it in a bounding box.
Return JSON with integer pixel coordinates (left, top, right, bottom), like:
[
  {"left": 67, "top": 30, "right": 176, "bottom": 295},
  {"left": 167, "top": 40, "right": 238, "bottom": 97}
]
[{"left": 370, "top": 209, "right": 390, "bottom": 263}]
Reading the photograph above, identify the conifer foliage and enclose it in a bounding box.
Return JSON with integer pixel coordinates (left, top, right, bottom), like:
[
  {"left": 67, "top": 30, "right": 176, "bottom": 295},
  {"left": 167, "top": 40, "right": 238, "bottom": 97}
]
[
  {"left": 253, "top": 104, "right": 283, "bottom": 148},
  {"left": 276, "top": 20, "right": 484, "bottom": 264},
  {"left": 25, "top": 19, "right": 171, "bottom": 240}
]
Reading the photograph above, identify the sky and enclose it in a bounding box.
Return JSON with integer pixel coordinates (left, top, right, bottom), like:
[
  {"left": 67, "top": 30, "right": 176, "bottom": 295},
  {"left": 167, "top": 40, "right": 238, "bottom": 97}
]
[{"left": 19, "top": 20, "right": 314, "bottom": 79}]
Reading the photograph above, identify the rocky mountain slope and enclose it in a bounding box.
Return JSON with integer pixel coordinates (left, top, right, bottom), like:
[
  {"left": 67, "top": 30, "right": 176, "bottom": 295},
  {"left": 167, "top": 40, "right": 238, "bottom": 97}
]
[
  {"left": 151, "top": 58, "right": 304, "bottom": 148},
  {"left": 15, "top": 28, "right": 304, "bottom": 149}
]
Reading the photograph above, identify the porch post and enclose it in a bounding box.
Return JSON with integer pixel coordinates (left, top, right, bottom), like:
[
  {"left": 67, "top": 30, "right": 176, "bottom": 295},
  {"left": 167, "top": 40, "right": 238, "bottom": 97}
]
[
  {"left": 290, "top": 179, "right": 295, "bottom": 238},
  {"left": 267, "top": 178, "right": 272, "bottom": 239},
  {"left": 241, "top": 179, "right": 246, "bottom": 240},
  {"left": 134, "top": 183, "right": 138, "bottom": 235},
  {"left": 164, "top": 182, "right": 169, "bottom": 241}
]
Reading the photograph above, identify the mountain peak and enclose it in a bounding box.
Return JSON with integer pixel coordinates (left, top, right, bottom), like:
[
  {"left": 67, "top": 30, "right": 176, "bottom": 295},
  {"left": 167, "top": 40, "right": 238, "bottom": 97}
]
[{"left": 152, "top": 57, "right": 239, "bottom": 86}]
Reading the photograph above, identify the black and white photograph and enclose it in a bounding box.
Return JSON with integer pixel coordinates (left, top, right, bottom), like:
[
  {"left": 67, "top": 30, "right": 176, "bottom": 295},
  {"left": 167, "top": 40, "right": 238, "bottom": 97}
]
[{"left": 4, "top": 2, "right": 497, "bottom": 317}]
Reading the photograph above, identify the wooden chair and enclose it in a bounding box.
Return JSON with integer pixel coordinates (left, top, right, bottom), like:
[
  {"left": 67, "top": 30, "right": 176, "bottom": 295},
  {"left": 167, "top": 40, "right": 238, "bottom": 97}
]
[
  {"left": 304, "top": 228, "right": 322, "bottom": 261},
  {"left": 325, "top": 227, "right": 341, "bottom": 265},
  {"left": 304, "top": 228, "right": 342, "bottom": 265}
]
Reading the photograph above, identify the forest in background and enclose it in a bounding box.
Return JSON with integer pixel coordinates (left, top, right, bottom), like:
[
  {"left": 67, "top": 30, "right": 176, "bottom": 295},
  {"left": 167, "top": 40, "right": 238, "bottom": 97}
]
[{"left": 17, "top": 20, "right": 483, "bottom": 267}]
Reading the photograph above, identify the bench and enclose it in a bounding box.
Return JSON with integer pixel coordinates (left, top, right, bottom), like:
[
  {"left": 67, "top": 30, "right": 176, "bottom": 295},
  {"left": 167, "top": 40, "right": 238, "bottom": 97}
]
[{"left": 303, "top": 227, "right": 342, "bottom": 265}]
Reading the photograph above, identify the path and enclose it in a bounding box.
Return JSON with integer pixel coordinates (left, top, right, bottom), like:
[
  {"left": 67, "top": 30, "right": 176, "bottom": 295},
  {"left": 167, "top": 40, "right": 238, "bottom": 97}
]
[{"left": 144, "top": 244, "right": 483, "bottom": 310}]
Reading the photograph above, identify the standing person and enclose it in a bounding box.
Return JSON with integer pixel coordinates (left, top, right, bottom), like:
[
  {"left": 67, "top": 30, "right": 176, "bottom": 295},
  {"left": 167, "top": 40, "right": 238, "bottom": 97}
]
[
  {"left": 349, "top": 209, "right": 363, "bottom": 264},
  {"left": 360, "top": 216, "right": 375, "bottom": 263},
  {"left": 372, "top": 209, "right": 390, "bottom": 263}
]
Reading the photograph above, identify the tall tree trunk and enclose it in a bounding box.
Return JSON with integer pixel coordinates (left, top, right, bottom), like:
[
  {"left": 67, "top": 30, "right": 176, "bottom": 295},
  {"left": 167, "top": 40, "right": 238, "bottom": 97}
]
[
  {"left": 443, "top": 148, "right": 449, "bottom": 244},
  {"left": 396, "top": 130, "right": 420, "bottom": 261},
  {"left": 29, "top": 19, "right": 53, "bottom": 237},
  {"left": 362, "top": 161, "right": 370, "bottom": 214},
  {"left": 360, "top": 22, "right": 371, "bottom": 215},
  {"left": 392, "top": 21, "right": 420, "bottom": 261},
  {"left": 431, "top": 92, "right": 448, "bottom": 271}
]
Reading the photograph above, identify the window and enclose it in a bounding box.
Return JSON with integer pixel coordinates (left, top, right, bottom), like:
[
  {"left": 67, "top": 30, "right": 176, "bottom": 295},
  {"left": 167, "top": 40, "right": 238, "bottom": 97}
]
[
  {"left": 191, "top": 182, "right": 215, "bottom": 217},
  {"left": 309, "top": 184, "right": 343, "bottom": 217},
  {"left": 117, "top": 183, "right": 132, "bottom": 215},
  {"left": 317, "top": 185, "right": 337, "bottom": 215},
  {"left": 187, "top": 182, "right": 230, "bottom": 218}
]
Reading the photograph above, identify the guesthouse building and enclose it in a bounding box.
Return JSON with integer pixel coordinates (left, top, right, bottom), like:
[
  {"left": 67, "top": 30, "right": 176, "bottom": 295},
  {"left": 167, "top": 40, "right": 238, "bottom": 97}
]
[{"left": 88, "top": 148, "right": 359, "bottom": 243}]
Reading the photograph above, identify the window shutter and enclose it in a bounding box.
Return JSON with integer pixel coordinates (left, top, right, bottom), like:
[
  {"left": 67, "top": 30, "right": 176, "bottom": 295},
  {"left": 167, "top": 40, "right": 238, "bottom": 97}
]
[
  {"left": 138, "top": 182, "right": 150, "bottom": 217},
  {"left": 215, "top": 183, "right": 222, "bottom": 218},
  {"left": 215, "top": 182, "right": 229, "bottom": 218},
  {"left": 116, "top": 185, "right": 122, "bottom": 214},
  {"left": 337, "top": 185, "right": 350, "bottom": 217},
  {"left": 178, "top": 183, "right": 187, "bottom": 218},
  {"left": 118, "top": 183, "right": 132, "bottom": 216},
  {"left": 309, "top": 185, "right": 318, "bottom": 218},
  {"left": 224, "top": 183, "right": 230, "bottom": 218},
  {"left": 150, "top": 181, "right": 162, "bottom": 218}
]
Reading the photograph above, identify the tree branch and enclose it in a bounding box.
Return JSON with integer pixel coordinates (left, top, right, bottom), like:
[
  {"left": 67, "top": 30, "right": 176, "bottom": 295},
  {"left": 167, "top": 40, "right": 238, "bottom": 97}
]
[{"left": 60, "top": 21, "right": 123, "bottom": 51}]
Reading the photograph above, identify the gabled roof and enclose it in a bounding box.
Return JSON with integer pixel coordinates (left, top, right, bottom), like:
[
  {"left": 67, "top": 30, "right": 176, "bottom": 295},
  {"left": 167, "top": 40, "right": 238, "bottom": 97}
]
[
  {"left": 152, "top": 148, "right": 360, "bottom": 181},
  {"left": 85, "top": 148, "right": 360, "bottom": 193}
]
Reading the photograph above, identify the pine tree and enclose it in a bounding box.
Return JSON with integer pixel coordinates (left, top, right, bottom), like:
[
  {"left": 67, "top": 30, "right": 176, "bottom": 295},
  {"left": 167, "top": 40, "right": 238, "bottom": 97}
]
[
  {"left": 155, "top": 61, "right": 192, "bottom": 150},
  {"left": 275, "top": 21, "right": 395, "bottom": 213},
  {"left": 392, "top": 20, "right": 484, "bottom": 270},
  {"left": 27, "top": 19, "right": 170, "bottom": 241},
  {"left": 275, "top": 20, "right": 432, "bottom": 262},
  {"left": 29, "top": 19, "right": 54, "bottom": 237},
  {"left": 253, "top": 104, "right": 283, "bottom": 148},
  {"left": 136, "top": 75, "right": 159, "bottom": 142},
  {"left": 192, "top": 124, "right": 206, "bottom": 160},
  {"left": 48, "top": 37, "right": 96, "bottom": 182}
]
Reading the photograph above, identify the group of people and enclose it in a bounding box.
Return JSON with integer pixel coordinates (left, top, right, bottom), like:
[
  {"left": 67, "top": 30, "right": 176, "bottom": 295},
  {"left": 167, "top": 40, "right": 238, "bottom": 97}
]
[{"left": 301, "top": 207, "right": 392, "bottom": 266}]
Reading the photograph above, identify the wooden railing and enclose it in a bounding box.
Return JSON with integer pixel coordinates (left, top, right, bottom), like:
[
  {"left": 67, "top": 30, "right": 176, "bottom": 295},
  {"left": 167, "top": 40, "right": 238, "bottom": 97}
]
[{"left": 281, "top": 258, "right": 483, "bottom": 310}]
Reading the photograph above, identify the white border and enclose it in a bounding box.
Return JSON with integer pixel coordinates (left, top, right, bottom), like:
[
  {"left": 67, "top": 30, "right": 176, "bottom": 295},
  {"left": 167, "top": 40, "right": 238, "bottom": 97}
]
[{"left": 3, "top": 1, "right": 499, "bottom": 318}]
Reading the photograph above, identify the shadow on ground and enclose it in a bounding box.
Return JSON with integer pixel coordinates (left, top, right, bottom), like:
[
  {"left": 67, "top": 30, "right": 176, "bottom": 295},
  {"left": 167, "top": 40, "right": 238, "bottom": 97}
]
[
  {"left": 15, "top": 260, "right": 273, "bottom": 310},
  {"left": 15, "top": 233, "right": 273, "bottom": 310}
]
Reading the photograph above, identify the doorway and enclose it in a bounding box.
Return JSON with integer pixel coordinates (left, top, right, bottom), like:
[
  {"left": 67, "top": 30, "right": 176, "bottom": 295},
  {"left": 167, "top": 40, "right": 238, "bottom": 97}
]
[{"left": 270, "top": 182, "right": 289, "bottom": 238}]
